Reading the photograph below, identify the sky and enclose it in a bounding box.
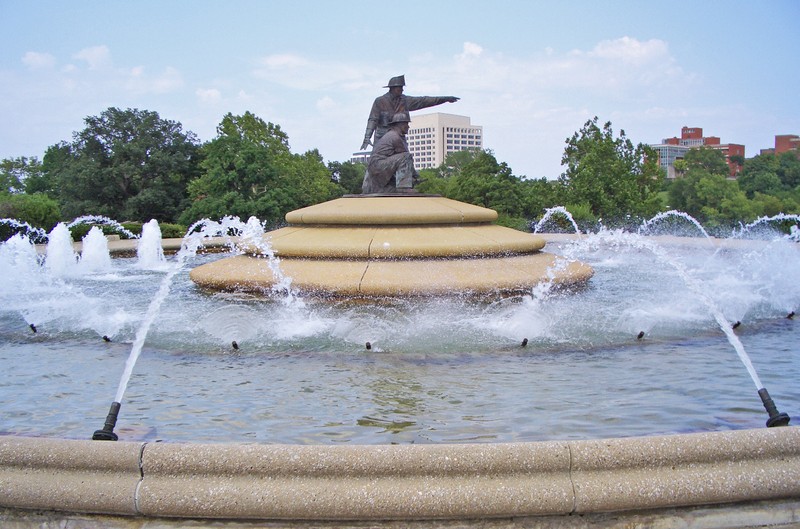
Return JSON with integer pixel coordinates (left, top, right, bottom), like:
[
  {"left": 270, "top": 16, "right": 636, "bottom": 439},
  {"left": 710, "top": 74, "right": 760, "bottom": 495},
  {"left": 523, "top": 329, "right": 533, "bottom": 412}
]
[{"left": 1, "top": 0, "right": 798, "bottom": 180}]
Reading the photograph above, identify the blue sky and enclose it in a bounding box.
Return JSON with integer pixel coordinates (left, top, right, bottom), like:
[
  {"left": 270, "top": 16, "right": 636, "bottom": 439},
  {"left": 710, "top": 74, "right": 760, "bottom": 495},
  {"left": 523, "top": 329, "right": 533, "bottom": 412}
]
[{"left": 2, "top": 0, "right": 798, "bottom": 179}]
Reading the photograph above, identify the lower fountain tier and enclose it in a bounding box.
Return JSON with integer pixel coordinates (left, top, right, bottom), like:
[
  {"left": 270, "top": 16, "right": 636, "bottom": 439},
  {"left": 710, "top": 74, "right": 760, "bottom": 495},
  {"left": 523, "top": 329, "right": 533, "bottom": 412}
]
[{"left": 189, "top": 252, "right": 594, "bottom": 297}]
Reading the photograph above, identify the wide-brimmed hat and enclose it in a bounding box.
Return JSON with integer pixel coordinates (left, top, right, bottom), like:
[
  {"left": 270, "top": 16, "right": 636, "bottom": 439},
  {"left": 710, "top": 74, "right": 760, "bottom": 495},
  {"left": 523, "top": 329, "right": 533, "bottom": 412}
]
[
  {"left": 384, "top": 75, "right": 405, "bottom": 88},
  {"left": 388, "top": 112, "right": 411, "bottom": 125}
]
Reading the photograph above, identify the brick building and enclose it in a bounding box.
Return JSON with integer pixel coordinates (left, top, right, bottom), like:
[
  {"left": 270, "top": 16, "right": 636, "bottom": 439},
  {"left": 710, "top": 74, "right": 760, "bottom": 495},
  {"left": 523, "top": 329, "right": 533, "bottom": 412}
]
[
  {"left": 775, "top": 134, "right": 800, "bottom": 154},
  {"left": 654, "top": 126, "right": 744, "bottom": 178}
]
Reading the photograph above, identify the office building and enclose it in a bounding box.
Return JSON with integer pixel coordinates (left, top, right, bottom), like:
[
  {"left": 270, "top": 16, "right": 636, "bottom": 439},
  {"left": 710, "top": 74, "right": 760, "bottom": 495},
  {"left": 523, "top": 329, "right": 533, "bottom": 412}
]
[
  {"left": 407, "top": 113, "right": 483, "bottom": 171},
  {"left": 352, "top": 113, "right": 483, "bottom": 172}
]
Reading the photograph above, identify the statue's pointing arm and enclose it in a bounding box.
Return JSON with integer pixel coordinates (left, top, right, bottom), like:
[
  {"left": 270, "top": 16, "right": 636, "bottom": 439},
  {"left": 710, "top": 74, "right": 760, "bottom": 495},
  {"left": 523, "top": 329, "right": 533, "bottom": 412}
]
[{"left": 405, "top": 95, "right": 460, "bottom": 111}]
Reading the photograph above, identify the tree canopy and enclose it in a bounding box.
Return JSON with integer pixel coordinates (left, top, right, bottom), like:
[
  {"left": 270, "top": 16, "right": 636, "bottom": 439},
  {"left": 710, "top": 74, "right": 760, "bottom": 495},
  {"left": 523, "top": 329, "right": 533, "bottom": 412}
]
[
  {"left": 45, "top": 107, "right": 200, "bottom": 222},
  {"left": 179, "top": 112, "right": 341, "bottom": 226},
  {"left": 3, "top": 106, "right": 798, "bottom": 239},
  {"left": 557, "top": 117, "right": 664, "bottom": 222}
]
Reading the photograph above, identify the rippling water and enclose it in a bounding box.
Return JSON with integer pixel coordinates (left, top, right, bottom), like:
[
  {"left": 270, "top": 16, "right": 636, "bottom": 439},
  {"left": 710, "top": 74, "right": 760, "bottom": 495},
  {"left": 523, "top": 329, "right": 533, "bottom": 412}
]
[{"left": 0, "top": 229, "right": 798, "bottom": 444}]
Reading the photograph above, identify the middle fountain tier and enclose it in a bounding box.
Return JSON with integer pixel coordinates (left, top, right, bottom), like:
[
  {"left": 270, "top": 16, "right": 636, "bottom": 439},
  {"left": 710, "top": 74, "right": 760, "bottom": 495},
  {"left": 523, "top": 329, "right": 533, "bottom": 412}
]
[{"left": 189, "top": 195, "right": 594, "bottom": 298}]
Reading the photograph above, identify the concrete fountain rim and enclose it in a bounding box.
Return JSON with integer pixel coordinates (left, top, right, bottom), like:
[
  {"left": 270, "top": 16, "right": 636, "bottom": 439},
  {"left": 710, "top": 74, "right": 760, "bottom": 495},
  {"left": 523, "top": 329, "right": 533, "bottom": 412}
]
[{"left": 1, "top": 427, "right": 799, "bottom": 526}]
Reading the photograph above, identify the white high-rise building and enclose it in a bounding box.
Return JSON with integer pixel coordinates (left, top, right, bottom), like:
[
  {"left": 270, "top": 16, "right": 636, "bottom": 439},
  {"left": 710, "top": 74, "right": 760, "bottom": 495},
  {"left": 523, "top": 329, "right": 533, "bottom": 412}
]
[
  {"left": 352, "top": 113, "right": 483, "bottom": 171},
  {"left": 407, "top": 113, "right": 483, "bottom": 171}
]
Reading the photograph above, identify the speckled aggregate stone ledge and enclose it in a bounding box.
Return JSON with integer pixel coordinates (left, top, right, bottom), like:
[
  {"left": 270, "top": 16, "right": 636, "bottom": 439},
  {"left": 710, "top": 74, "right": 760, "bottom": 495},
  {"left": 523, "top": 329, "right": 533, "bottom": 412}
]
[{"left": 1, "top": 428, "right": 798, "bottom": 523}]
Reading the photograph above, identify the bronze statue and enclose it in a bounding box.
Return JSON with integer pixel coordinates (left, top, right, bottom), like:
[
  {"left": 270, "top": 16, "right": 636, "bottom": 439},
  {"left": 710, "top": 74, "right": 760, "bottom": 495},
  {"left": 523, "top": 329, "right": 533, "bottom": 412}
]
[
  {"left": 362, "top": 113, "right": 419, "bottom": 194},
  {"left": 359, "top": 75, "right": 459, "bottom": 150}
]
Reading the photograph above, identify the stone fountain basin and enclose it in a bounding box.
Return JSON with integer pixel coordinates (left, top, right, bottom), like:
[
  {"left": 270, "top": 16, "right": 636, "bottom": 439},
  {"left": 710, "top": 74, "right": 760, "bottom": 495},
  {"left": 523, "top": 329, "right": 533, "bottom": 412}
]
[{"left": 189, "top": 196, "right": 594, "bottom": 297}]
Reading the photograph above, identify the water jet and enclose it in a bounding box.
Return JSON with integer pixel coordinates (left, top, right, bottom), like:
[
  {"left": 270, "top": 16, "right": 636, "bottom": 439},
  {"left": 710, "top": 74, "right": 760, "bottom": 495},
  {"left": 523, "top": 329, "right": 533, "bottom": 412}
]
[
  {"left": 759, "top": 387, "right": 791, "bottom": 427},
  {"left": 91, "top": 401, "right": 121, "bottom": 441}
]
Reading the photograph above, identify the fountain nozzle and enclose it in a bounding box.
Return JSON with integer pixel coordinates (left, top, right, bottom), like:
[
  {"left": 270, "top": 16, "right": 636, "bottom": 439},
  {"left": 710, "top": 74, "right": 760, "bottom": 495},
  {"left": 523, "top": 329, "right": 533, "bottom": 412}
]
[
  {"left": 92, "top": 401, "right": 121, "bottom": 441},
  {"left": 757, "top": 388, "right": 790, "bottom": 428}
]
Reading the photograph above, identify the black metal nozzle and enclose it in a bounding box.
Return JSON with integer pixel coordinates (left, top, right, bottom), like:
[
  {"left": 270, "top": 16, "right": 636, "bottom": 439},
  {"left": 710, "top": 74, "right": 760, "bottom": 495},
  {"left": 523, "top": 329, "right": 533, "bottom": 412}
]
[
  {"left": 92, "top": 401, "right": 121, "bottom": 441},
  {"left": 758, "top": 388, "right": 790, "bottom": 428}
]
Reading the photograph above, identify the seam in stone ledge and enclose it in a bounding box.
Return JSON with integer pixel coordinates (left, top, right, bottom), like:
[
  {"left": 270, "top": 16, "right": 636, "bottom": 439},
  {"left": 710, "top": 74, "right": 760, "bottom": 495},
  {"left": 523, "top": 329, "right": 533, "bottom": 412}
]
[{"left": 134, "top": 441, "right": 148, "bottom": 515}]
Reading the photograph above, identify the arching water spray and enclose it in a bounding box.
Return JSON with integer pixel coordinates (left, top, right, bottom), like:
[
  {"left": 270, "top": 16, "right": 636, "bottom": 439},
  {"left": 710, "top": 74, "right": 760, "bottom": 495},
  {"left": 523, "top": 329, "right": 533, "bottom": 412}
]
[
  {"left": 533, "top": 207, "right": 581, "bottom": 235},
  {"left": 67, "top": 215, "right": 138, "bottom": 240},
  {"left": 0, "top": 218, "right": 48, "bottom": 242},
  {"left": 638, "top": 210, "right": 711, "bottom": 239},
  {"left": 94, "top": 215, "right": 296, "bottom": 440},
  {"left": 570, "top": 229, "right": 791, "bottom": 427},
  {"left": 733, "top": 213, "right": 800, "bottom": 239}
]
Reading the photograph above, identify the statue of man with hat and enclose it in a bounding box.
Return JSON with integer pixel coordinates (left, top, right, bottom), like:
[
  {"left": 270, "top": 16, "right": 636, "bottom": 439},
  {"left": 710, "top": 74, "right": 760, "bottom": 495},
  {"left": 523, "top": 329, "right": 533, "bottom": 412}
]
[
  {"left": 362, "top": 112, "right": 419, "bottom": 194},
  {"left": 359, "top": 75, "right": 459, "bottom": 150}
]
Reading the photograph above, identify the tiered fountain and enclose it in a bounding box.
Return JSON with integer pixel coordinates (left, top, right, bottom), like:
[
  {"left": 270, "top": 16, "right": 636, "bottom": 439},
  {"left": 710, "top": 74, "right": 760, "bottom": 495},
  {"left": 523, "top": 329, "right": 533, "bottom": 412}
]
[
  {"left": 0, "top": 195, "right": 798, "bottom": 528},
  {"left": 189, "top": 194, "right": 594, "bottom": 297}
]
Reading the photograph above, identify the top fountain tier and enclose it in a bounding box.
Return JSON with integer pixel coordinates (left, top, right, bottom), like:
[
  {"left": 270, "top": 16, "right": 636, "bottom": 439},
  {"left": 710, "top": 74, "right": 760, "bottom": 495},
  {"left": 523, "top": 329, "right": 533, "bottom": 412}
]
[{"left": 285, "top": 196, "right": 499, "bottom": 225}]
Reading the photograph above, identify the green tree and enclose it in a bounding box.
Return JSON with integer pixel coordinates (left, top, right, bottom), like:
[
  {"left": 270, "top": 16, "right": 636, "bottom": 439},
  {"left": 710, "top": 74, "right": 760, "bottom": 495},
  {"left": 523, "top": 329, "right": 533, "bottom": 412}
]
[
  {"left": 683, "top": 146, "right": 730, "bottom": 176},
  {"left": 1, "top": 156, "right": 44, "bottom": 194},
  {"left": 46, "top": 107, "right": 200, "bottom": 222},
  {"left": 667, "top": 147, "right": 757, "bottom": 226},
  {"left": 777, "top": 151, "right": 800, "bottom": 189},
  {"left": 519, "top": 177, "right": 559, "bottom": 220},
  {"left": 0, "top": 193, "right": 61, "bottom": 240},
  {"left": 0, "top": 193, "right": 61, "bottom": 231},
  {"left": 418, "top": 150, "right": 525, "bottom": 217},
  {"left": 180, "top": 112, "right": 339, "bottom": 226},
  {"left": 329, "top": 161, "right": 365, "bottom": 195},
  {"left": 736, "top": 152, "right": 800, "bottom": 215},
  {"left": 558, "top": 117, "right": 663, "bottom": 222}
]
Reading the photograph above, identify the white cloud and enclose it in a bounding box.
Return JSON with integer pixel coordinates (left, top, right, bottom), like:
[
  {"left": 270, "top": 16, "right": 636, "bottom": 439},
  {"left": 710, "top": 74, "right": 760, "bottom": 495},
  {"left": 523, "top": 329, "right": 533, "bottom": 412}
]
[
  {"left": 125, "top": 66, "right": 184, "bottom": 94},
  {"left": 196, "top": 87, "right": 222, "bottom": 104},
  {"left": 239, "top": 37, "right": 699, "bottom": 177},
  {"left": 458, "top": 42, "right": 484, "bottom": 59},
  {"left": 589, "top": 36, "right": 670, "bottom": 64},
  {"left": 252, "top": 53, "right": 374, "bottom": 91},
  {"left": 316, "top": 95, "right": 336, "bottom": 111},
  {"left": 0, "top": 36, "right": 701, "bottom": 180},
  {"left": 261, "top": 53, "right": 310, "bottom": 68},
  {"left": 21, "top": 51, "right": 56, "bottom": 70},
  {"left": 73, "top": 45, "right": 112, "bottom": 70}
]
